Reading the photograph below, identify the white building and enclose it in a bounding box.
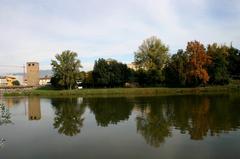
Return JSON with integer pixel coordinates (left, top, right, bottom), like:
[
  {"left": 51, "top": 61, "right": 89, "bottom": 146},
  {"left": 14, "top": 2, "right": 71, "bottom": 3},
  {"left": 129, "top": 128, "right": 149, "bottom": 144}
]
[{"left": 39, "top": 76, "right": 51, "bottom": 86}]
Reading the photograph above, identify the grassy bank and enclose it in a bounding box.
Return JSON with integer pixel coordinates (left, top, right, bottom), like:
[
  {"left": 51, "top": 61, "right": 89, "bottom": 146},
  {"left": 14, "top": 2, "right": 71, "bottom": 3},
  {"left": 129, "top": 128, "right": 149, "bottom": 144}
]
[{"left": 3, "top": 85, "right": 240, "bottom": 97}]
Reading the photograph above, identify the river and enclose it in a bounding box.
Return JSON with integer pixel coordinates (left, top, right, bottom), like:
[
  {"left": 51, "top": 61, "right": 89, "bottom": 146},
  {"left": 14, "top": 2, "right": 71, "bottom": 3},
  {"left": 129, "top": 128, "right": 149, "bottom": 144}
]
[{"left": 0, "top": 94, "right": 240, "bottom": 159}]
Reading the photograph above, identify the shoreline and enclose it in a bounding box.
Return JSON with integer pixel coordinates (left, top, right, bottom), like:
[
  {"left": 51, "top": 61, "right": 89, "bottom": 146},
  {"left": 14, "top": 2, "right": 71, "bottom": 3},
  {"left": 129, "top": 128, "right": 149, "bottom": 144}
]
[{"left": 3, "top": 85, "right": 240, "bottom": 97}]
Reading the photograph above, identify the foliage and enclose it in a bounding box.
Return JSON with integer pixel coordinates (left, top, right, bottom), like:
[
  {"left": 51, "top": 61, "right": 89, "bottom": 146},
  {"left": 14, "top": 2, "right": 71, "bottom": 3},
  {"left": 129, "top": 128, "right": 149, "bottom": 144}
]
[
  {"left": 12, "top": 80, "right": 20, "bottom": 86},
  {"left": 185, "top": 41, "right": 211, "bottom": 86},
  {"left": 134, "top": 36, "right": 169, "bottom": 84},
  {"left": 164, "top": 49, "right": 188, "bottom": 87},
  {"left": 207, "top": 43, "right": 230, "bottom": 85},
  {"left": 51, "top": 50, "right": 82, "bottom": 90},
  {"left": 45, "top": 39, "right": 240, "bottom": 89},
  {"left": 134, "top": 36, "right": 169, "bottom": 70},
  {"left": 82, "top": 71, "right": 94, "bottom": 88},
  {"left": 227, "top": 46, "right": 240, "bottom": 79},
  {"left": 134, "top": 69, "right": 163, "bottom": 87},
  {"left": 92, "top": 58, "right": 131, "bottom": 87}
]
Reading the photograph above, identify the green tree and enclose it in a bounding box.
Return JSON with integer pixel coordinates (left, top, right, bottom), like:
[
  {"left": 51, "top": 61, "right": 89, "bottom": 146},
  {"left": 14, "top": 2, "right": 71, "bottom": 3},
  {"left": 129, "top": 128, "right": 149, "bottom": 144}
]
[
  {"left": 207, "top": 43, "right": 229, "bottom": 85},
  {"left": 92, "top": 58, "right": 110, "bottom": 87},
  {"left": 134, "top": 36, "right": 169, "bottom": 71},
  {"left": 92, "top": 58, "right": 131, "bottom": 87},
  {"left": 51, "top": 50, "right": 82, "bottom": 90},
  {"left": 227, "top": 46, "right": 240, "bottom": 79},
  {"left": 164, "top": 49, "right": 188, "bottom": 87},
  {"left": 12, "top": 80, "right": 20, "bottom": 86},
  {"left": 82, "top": 71, "right": 94, "bottom": 88}
]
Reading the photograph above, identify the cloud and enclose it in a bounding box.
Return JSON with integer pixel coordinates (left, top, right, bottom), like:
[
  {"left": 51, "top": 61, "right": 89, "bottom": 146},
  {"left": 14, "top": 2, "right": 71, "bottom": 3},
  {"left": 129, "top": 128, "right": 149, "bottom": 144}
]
[{"left": 0, "top": 0, "right": 239, "bottom": 72}]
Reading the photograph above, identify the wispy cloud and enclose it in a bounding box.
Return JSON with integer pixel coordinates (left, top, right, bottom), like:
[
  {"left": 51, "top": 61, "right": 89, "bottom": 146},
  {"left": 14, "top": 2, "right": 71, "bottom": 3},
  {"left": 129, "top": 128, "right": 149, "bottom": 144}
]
[{"left": 0, "top": 0, "right": 239, "bottom": 73}]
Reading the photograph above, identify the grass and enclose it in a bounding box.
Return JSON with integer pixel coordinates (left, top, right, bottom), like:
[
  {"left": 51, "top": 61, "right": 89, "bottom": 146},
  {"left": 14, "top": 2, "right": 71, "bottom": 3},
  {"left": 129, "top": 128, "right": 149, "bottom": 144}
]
[{"left": 3, "top": 84, "right": 240, "bottom": 97}]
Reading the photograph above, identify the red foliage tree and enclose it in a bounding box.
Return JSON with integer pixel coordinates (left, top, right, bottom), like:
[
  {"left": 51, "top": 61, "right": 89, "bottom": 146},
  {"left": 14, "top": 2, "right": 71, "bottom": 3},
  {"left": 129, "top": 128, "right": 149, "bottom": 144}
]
[{"left": 186, "top": 41, "right": 211, "bottom": 86}]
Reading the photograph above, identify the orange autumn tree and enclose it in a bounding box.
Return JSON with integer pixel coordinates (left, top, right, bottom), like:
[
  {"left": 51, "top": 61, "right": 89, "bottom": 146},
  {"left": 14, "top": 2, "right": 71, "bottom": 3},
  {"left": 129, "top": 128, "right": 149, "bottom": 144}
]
[{"left": 185, "top": 41, "right": 211, "bottom": 86}]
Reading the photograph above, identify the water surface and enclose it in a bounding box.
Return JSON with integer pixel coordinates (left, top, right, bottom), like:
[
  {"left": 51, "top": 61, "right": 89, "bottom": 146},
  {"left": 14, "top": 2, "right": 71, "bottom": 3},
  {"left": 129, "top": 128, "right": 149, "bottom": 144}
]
[{"left": 0, "top": 94, "right": 240, "bottom": 159}]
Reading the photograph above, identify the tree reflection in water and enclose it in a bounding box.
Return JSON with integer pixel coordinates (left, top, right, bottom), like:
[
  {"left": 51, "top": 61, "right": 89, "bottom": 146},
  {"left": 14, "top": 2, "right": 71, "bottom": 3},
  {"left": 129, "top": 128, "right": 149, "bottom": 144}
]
[
  {"left": 0, "top": 103, "right": 12, "bottom": 125},
  {"left": 51, "top": 98, "right": 85, "bottom": 136},
  {"left": 134, "top": 94, "right": 240, "bottom": 147},
  {"left": 172, "top": 95, "right": 240, "bottom": 140},
  {"left": 86, "top": 97, "right": 134, "bottom": 127},
  {"left": 50, "top": 95, "right": 240, "bottom": 146},
  {"left": 0, "top": 103, "right": 12, "bottom": 149},
  {"left": 135, "top": 98, "right": 173, "bottom": 147}
]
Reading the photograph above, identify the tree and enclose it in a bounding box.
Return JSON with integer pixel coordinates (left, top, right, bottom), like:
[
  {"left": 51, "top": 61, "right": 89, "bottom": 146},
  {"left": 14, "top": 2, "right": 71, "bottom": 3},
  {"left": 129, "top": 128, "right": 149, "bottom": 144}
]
[
  {"left": 92, "top": 58, "right": 110, "bottom": 87},
  {"left": 51, "top": 50, "right": 82, "bottom": 90},
  {"left": 92, "top": 58, "right": 131, "bottom": 87},
  {"left": 134, "top": 36, "right": 169, "bottom": 71},
  {"left": 207, "top": 43, "right": 229, "bottom": 85},
  {"left": 82, "top": 71, "right": 94, "bottom": 88},
  {"left": 134, "top": 36, "right": 169, "bottom": 85},
  {"left": 185, "top": 41, "right": 211, "bottom": 86},
  {"left": 227, "top": 46, "right": 240, "bottom": 79},
  {"left": 164, "top": 49, "right": 188, "bottom": 87},
  {"left": 12, "top": 80, "right": 20, "bottom": 86}
]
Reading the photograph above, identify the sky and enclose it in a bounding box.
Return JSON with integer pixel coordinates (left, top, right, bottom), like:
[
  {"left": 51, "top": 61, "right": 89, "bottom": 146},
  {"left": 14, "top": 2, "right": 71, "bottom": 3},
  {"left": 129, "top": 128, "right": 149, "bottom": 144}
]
[{"left": 0, "top": 0, "right": 239, "bottom": 73}]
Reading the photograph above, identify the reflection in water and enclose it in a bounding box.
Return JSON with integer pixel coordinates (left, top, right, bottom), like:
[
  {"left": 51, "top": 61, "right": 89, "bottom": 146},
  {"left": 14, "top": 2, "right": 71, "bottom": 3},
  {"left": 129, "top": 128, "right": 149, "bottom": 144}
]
[
  {"left": 133, "top": 95, "right": 240, "bottom": 147},
  {"left": 50, "top": 95, "right": 240, "bottom": 146},
  {"left": 86, "top": 98, "right": 133, "bottom": 127},
  {"left": 171, "top": 95, "right": 240, "bottom": 140},
  {"left": 135, "top": 99, "right": 172, "bottom": 147},
  {"left": 51, "top": 98, "right": 85, "bottom": 136},
  {"left": 2, "top": 94, "right": 240, "bottom": 150},
  {"left": 0, "top": 103, "right": 12, "bottom": 125},
  {"left": 28, "top": 97, "right": 41, "bottom": 120},
  {"left": 0, "top": 138, "right": 6, "bottom": 149},
  {"left": 3, "top": 98, "right": 21, "bottom": 108}
]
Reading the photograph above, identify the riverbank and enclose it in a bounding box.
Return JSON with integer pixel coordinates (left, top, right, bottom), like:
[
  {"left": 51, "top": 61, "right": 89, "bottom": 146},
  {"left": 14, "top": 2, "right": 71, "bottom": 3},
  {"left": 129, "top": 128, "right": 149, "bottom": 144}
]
[{"left": 3, "top": 85, "right": 240, "bottom": 97}]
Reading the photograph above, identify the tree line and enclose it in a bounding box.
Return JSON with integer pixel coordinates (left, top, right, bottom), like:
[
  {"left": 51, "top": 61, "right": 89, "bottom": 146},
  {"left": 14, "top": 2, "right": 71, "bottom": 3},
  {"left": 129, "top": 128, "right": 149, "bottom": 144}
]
[{"left": 50, "top": 36, "right": 240, "bottom": 89}]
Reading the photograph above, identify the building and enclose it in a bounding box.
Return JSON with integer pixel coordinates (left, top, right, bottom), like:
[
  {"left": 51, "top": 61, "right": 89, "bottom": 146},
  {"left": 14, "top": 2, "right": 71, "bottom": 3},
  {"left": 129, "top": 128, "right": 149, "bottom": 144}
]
[
  {"left": 13, "top": 75, "right": 24, "bottom": 85},
  {"left": 39, "top": 76, "right": 51, "bottom": 86},
  {"left": 127, "top": 62, "right": 137, "bottom": 71},
  {"left": 0, "top": 77, "right": 7, "bottom": 87},
  {"left": 26, "top": 62, "right": 39, "bottom": 86},
  {"left": 5, "top": 76, "right": 17, "bottom": 86}
]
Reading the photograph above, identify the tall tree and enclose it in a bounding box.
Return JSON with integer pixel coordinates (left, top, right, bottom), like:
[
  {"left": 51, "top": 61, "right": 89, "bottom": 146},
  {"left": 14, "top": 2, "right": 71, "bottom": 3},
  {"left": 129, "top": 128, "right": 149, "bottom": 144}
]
[
  {"left": 134, "top": 36, "right": 169, "bottom": 70},
  {"left": 164, "top": 49, "right": 188, "bottom": 87},
  {"left": 92, "top": 58, "right": 110, "bottom": 87},
  {"left": 227, "top": 46, "right": 240, "bottom": 79},
  {"left": 51, "top": 50, "right": 82, "bottom": 90},
  {"left": 185, "top": 41, "right": 211, "bottom": 86},
  {"left": 207, "top": 43, "right": 229, "bottom": 85},
  {"left": 134, "top": 36, "right": 169, "bottom": 83},
  {"left": 92, "top": 58, "right": 131, "bottom": 87}
]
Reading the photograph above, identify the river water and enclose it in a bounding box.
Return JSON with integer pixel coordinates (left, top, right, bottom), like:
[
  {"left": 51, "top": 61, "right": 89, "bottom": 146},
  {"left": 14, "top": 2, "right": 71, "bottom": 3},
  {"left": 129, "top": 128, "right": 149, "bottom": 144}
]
[{"left": 0, "top": 94, "right": 240, "bottom": 159}]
